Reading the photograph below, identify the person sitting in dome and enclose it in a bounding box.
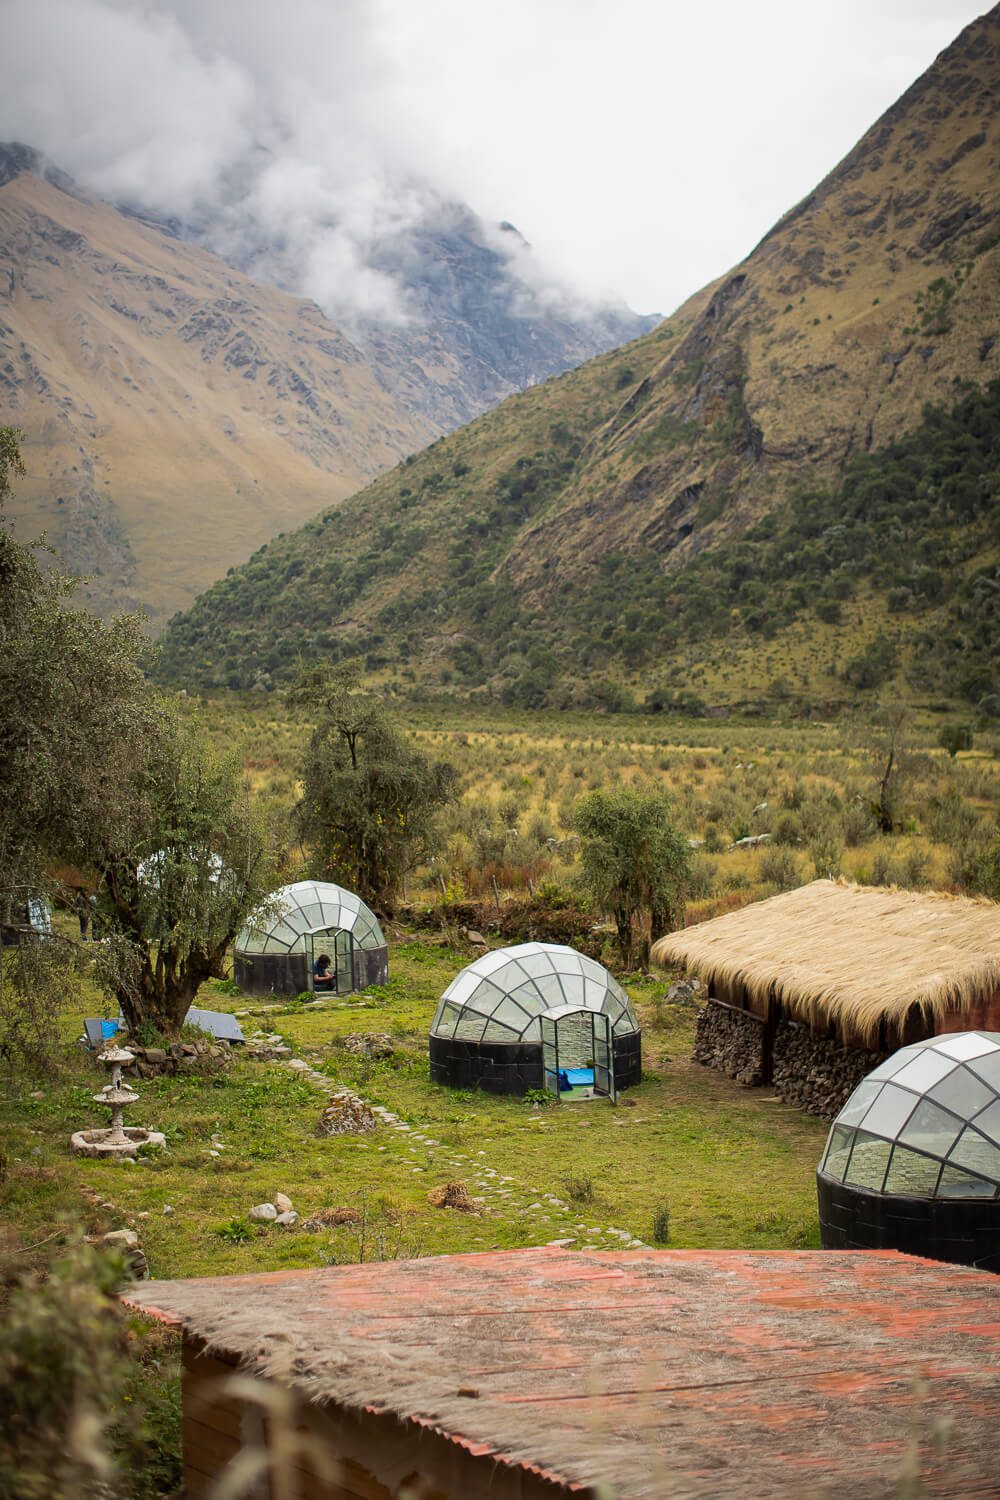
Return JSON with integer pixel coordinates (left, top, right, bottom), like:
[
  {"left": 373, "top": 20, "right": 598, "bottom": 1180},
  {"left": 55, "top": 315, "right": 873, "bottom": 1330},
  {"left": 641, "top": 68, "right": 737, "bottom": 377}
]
[{"left": 313, "top": 953, "right": 335, "bottom": 992}]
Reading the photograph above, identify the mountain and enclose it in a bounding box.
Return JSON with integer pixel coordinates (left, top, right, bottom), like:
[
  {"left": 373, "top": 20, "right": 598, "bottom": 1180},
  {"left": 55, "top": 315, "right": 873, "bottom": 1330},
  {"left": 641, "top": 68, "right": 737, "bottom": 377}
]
[
  {"left": 0, "top": 148, "right": 654, "bottom": 627},
  {"left": 158, "top": 8, "right": 1000, "bottom": 708},
  {"left": 132, "top": 186, "right": 657, "bottom": 435}
]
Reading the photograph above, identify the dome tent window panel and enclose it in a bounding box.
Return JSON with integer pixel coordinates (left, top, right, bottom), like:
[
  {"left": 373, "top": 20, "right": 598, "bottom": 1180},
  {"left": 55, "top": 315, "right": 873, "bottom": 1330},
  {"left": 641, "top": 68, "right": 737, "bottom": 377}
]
[
  {"left": 844, "top": 1133, "right": 893, "bottom": 1191},
  {"left": 883, "top": 1146, "right": 943, "bottom": 1196},
  {"left": 968, "top": 1052, "right": 1000, "bottom": 1090},
  {"left": 937, "top": 1165, "right": 997, "bottom": 1199},
  {"left": 929, "top": 1067, "right": 995, "bottom": 1116},
  {"left": 891, "top": 1050, "right": 958, "bottom": 1094},
  {"left": 974, "top": 1100, "right": 1000, "bottom": 1145}
]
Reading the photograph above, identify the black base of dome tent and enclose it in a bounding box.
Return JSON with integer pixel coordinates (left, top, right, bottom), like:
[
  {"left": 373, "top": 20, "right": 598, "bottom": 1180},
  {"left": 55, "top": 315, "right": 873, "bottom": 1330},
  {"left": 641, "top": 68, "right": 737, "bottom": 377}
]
[
  {"left": 817, "top": 1172, "right": 1000, "bottom": 1274},
  {"left": 429, "top": 1032, "right": 642, "bottom": 1096},
  {"left": 234, "top": 946, "right": 388, "bottom": 999}
]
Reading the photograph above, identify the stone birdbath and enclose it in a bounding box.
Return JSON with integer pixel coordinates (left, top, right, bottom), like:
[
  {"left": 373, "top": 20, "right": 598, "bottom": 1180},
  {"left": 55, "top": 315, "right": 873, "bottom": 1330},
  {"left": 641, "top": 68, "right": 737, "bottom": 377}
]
[{"left": 71, "top": 1045, "right": 167, "bottom": 1159}]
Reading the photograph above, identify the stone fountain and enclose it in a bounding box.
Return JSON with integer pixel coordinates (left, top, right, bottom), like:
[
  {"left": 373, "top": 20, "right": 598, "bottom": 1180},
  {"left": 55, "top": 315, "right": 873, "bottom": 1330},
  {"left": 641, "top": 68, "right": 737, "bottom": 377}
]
[{"left": 71, "top": 1044, "right": 166, "bottom": 1159}]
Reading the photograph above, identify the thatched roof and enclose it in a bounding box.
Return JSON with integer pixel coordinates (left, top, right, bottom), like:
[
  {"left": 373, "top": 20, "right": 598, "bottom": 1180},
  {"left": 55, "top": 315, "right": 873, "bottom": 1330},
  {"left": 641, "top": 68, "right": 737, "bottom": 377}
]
[{"left": 651, "top": 880, "right": 1000, "bottom": 1044}]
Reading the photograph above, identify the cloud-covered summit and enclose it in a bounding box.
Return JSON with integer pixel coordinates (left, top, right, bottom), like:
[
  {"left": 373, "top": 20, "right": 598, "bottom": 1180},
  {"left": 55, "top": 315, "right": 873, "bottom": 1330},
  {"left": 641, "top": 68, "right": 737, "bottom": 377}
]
[{"left": 0, "top": 0, "right": 637, "bottom": 328}]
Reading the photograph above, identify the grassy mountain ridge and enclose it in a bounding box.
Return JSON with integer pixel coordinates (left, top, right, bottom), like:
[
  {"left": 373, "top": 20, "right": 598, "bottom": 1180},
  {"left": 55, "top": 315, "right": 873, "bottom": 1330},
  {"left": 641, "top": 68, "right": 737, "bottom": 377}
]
[
  {"left": 0, "top": 158, "right": 437, "bottom": 625},
  {"left": 157, "top": 8, "right": 1000, "bottom": 705},
  {"left": 1, "top": 148, "right": 653, "bottom": 628}
]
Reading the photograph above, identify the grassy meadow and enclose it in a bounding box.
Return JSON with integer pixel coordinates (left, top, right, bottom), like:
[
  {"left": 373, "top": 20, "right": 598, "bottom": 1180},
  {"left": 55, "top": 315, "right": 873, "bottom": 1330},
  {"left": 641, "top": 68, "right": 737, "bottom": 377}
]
[
  {"left": 2, "top": 696, "right": 997, "bottom": 1495},
  {"left": 226, "top": 694, "right": 1000, "bottom": 909}
]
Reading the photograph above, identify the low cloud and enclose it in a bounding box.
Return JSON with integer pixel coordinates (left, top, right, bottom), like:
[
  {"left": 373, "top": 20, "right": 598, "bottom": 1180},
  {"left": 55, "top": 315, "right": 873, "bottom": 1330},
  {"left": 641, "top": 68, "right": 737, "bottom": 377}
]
[{"left": 0, "top": 0, "right": 534, "bottom": 324}]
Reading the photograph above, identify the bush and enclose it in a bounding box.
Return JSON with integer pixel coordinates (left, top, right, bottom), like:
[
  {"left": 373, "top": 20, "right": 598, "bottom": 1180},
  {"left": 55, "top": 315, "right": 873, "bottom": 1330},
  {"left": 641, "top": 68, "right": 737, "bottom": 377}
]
[
  {"left": 0, "top": 1234, "right": 180, "bottom": 1499},
  {"left": 771, "top": 811, "right": 803, "bottom": 847},
  {"left": 651, "top": 1201, "right": 671, "bottom": 1244},
  {"left": 938, "top": 724, "right": 973, "bottom": 758},
  {"left": 758, "top": 847, "right": 802, "bottom": 891},
  {"left": 562, "top": 1176, "right": 595, "bottom": 1204}
]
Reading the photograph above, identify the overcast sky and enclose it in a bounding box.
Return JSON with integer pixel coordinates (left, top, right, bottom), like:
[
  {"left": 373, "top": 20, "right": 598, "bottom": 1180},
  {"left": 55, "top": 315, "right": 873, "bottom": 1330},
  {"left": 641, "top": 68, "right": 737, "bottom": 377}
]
[{"left": 0, "top": 0, "right": 988, "bottom": 318}]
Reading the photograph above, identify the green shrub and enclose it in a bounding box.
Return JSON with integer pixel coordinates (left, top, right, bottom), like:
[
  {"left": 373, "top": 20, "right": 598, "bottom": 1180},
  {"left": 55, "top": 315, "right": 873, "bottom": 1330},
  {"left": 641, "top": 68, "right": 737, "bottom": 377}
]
[
  {"left": 651, "top": 1201, "right": 671, "bottom": 1244},
  {"left": 771, "top": 811, "right": 802, "bottom": 846},
  {"left": 758, "top": 847, "right": 802, "bottom": 891},
  {"left": 0, "top": 1234, "right": 179, "bottom": 1500},
  {"left": 562, "top": 1175, "right": 595, "bottom": 1204}
]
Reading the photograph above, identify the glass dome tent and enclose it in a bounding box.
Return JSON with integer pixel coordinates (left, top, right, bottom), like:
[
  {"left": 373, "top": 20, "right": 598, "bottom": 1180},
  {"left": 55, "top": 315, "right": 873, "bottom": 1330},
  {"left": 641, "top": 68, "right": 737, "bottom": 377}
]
[
  {"left": 429, "top": 942, "right": 641, "bottom": 1099},
  {"left": 234, "top": 880, "right": 388, "bottom": 998},
  {"left": 817, "top": 1030, "right": 1000, "bottom": 1272}
]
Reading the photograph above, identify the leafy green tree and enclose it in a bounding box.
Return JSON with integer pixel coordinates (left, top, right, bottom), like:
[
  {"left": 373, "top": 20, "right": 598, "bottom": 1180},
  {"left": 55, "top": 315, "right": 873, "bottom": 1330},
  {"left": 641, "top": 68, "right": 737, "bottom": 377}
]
[
  {"left": 87, "top": 706, "right": 281, "bottom": 1037},
  {"left": 0, "top": 430, "right": 164, "bottom": 1070},
  {"left": 290, "top": 665, "right": 457, "bottom": 910},
  {"left": 938, "top": 723, "right": 973, "bottom": 758},
  {"left": 573, "top": 788, "right": 691, "bottom": 969},
  {"left": 0, "top": 427, "right": 277, "bottom": 1044}
]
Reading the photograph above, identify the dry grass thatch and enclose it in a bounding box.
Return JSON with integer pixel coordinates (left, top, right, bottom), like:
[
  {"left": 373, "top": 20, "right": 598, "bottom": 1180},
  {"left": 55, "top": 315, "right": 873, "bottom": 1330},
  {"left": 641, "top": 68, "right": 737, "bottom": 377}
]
[{"left": 651, "top": 880, "right": 1000, "bottom": 1044}]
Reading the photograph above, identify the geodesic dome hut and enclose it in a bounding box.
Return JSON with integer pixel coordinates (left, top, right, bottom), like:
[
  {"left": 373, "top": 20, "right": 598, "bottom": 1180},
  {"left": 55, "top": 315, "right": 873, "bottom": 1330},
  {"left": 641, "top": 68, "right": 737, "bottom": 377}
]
[
  {"left": 817, "top": 1030, "right": 1000, "bottom": 1272},
  {"left": 234, "top": 880, "right": 388, "bottom": 998},
  {"left": 429, "top": 942, "right": 641, "bottom": 1098}
]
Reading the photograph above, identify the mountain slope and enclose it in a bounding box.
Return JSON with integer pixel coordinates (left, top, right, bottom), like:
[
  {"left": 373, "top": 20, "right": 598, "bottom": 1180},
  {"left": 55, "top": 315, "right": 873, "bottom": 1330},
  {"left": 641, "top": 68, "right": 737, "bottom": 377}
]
[
  {"left": 158, "top": 8, "right": 1000, "bottom": 704},
  {"left": 147, "top": 187, "right": 658, "bottom": 434},
  {"left": 0, "top": 153, "right": 436, "bottom": 624},
  {"left": 1, "top": 149, "right": 654, "bottom": 627}
]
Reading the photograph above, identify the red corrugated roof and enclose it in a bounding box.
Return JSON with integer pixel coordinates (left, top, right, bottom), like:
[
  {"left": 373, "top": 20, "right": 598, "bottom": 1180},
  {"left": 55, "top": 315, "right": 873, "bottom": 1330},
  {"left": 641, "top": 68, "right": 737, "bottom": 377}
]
[{"left": 125, "top": 1247, "right": 1000, "bottom": 1497}]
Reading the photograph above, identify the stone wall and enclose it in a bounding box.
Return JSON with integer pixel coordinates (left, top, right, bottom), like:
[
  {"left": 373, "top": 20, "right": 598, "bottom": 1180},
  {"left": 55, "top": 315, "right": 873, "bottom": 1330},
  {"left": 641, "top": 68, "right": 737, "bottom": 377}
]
[
  {"left": 693, "top": 1000, "right": 765, "bottom": 1086},
  {"left": 771, "top": 1018, "right": 885, "bottom": 1119},
  {"left": 126, "top": 1039, "right": 234, "bottom": 1078}
]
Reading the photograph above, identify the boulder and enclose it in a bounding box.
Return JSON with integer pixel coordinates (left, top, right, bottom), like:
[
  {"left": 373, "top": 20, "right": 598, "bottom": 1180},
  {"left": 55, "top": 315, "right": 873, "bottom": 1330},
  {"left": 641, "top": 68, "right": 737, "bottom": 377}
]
[{"left": 249, "top": 1202, "right": 278, "bottom": 1222}]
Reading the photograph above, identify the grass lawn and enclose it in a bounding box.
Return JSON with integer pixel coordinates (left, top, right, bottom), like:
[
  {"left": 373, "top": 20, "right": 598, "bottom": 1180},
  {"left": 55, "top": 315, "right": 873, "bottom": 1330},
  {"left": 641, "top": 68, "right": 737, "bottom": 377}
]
[{"left": 1, "top": 935, "right": 827, "bottom": 1280}]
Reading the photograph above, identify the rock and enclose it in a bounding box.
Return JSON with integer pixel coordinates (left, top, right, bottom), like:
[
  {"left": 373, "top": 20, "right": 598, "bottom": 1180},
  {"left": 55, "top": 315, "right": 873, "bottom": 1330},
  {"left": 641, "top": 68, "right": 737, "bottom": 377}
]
[
  {"left": 102, "top": 1229, "right": 138, "bottom": 1249},
  {"left": 249, "top": 1202, "right": 278, "bottom": 1222},
  {"left": 315, "top": 1091, "right": 378, "bottom": 1136},
  {"left": 162, "top": 1204, "right": 174, "bottom": 1215},
  {"left": 274, "top": 1211, "right": 299, "bottom": 1227},
  {"left": 274, "top": 1192, "right": 293, "bottom": 1213},
  {"left": 342, "top": 1033, "right": 394, "bottom": 1059},
  {"left": 287, "top": 1058, "right": 309, "bottom": 1070},
  {"left": 143, "top": 1048, "right": 167, "bottom": 1065},
  {"left": 546, "top": 1238, "right": 576, "bottom": 1248},
  {"left": 665, "top": 980, "right": 700, "bottom": 1007}
]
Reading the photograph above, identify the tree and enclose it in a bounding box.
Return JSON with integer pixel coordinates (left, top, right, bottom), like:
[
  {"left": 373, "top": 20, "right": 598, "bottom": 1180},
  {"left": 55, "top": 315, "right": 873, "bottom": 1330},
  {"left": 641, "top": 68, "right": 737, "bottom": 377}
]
[
  {"left": 0, "top": 427, "right": 278, "bottom": 1044},
  {"left": 859, "top": 694, "right": 911, "bottom": 835},
  {"left": 87, "top": 706, "right": 281, "bottom": 1037},
  {"left": 938, "top": 723, "right": 973, "bottom": 759},
  {"left": 573, "top": 789, "right": 691, "bottom": 970},
  {"left": 290, "top": 664, "right": 456, "bottom": 910},
  {"left": 0, "top": 431, "right": 167, "bottom": 1070}
]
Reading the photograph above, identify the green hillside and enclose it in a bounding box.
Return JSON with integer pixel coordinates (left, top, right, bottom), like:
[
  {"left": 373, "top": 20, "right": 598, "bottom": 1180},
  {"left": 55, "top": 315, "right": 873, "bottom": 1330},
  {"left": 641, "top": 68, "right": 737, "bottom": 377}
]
[{"left": 156, "top": 9, "right": 1000, "bottom": 711}]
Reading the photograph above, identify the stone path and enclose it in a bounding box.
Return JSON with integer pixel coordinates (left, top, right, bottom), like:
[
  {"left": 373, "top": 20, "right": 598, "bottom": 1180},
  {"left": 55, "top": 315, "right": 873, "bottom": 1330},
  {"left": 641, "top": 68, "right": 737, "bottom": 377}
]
[{"left": 283, "top": 1056, "right": 647, "bottom": 1250}]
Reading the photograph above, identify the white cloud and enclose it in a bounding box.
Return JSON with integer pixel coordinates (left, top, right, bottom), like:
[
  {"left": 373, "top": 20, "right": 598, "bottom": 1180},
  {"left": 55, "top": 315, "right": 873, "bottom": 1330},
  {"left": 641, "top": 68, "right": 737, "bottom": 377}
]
[{"left": 0, "top": 0, "right": 987, "bottom": 319}]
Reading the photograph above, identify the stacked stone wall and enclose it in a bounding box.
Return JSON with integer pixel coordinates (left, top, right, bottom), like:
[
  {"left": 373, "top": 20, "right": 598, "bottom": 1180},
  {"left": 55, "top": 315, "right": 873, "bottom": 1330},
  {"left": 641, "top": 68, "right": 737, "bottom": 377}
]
[
  {"left": 771, "top": 1018, "right": 885, "bottom": 1119},
  {"left": 693, "top": 1000, "right": 765, "bottom": 1086}
]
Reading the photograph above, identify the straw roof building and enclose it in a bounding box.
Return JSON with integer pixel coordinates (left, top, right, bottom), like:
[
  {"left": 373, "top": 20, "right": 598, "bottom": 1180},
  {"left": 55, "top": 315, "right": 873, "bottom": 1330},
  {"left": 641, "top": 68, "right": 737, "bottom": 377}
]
[{"left": 652, "top": 880, "right": 1000, "bottom": 1113}]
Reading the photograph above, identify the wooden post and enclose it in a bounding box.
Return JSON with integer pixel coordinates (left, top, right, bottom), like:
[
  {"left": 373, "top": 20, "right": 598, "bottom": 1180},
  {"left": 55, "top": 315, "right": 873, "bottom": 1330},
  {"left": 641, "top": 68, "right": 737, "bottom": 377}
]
[{"left": 491, "top": 875, "right": 501, "bottom": 909}]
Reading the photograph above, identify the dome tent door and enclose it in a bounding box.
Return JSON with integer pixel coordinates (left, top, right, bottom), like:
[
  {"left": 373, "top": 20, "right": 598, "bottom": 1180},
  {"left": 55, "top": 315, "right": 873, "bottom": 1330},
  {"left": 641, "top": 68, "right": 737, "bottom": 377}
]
[
  {"left": 306, "top": 928, "right": 353, "bottom": 993},
  {"left": 541, "top": 1006, "right": 617, "bottom": 1102}
]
